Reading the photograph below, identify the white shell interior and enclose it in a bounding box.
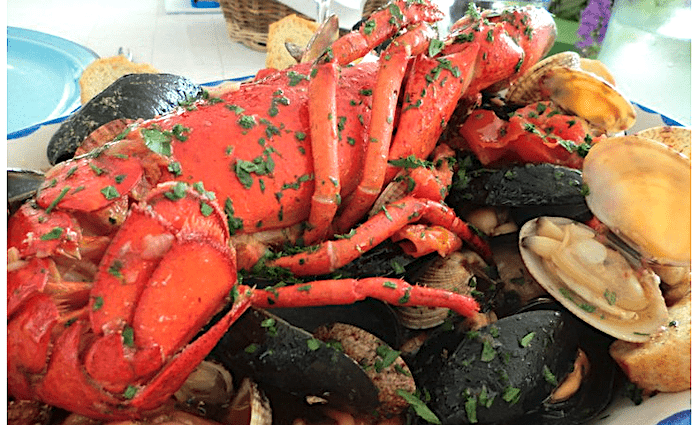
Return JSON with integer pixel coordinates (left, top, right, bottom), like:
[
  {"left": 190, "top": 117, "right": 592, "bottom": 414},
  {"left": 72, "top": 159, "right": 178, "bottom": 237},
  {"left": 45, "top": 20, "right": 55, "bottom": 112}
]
[{"left": 519, "top": 217, "right": 669, "bottom": 343}]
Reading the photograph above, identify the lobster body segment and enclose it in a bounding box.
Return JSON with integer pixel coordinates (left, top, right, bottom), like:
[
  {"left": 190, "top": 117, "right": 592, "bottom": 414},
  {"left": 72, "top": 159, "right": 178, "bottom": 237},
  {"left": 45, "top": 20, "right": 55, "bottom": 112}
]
[{"left": 7, "top": 1, "right": 557, "bottom": 419}]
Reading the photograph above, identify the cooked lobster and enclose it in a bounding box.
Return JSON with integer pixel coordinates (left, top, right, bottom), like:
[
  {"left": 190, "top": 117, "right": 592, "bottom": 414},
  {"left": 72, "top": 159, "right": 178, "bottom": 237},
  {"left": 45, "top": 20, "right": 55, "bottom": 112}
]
[{"left": 7, "top": 1, "right": 557, "bottom": 419}]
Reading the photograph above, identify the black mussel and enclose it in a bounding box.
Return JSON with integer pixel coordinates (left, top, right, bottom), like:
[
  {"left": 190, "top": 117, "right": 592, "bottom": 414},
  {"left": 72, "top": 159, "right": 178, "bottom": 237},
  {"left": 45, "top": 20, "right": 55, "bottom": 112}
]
[
  {"left": 446, "top": 163, "right": 592, "bottom": 228},
  {"left": 210, "top": 307, "right": 381, "bottom": 416},
  {"left": 268, "top": 298, "right": 404, "bottom": 349},
  {"left": 410, "top": 310, "right": 580, "bottom": 425},
  {"left": 325, "top": 239, "right": 426, "bottom": 281},
  {"left": 7, "top": 169, "right": 45, "bottom": 215},
  {"left": 47, "top": 73, "right": 203, "bottom": 165},
  {"left": 513, "top": 299, "right": 620, "bottom": 425}
]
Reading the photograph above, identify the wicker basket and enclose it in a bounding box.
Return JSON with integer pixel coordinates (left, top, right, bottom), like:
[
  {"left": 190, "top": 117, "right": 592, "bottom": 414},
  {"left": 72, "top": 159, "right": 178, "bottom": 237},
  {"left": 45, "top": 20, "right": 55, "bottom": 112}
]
[
  {"left": 220, "top": 0, "right": 314, "bottom": 51},
  {"left": 220, "top": 0, "right": 391, "bottom": 52}
]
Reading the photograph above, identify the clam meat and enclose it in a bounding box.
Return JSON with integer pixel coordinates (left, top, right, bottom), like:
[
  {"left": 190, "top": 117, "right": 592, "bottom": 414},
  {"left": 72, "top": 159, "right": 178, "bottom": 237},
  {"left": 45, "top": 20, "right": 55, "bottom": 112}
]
[
  {"left": 518, "top": 132, "right": 690, "bottom": 343},
  {"left": 519, "top": 216, "right": 668, "bottom": 342}
]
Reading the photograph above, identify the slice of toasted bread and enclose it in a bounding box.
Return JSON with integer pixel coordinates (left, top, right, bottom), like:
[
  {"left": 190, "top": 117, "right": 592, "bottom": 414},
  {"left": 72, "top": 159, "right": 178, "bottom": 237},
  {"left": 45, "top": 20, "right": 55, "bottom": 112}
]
[
  {"left": 609, "top": 293, "right": 691, "bottom": 393},
  {"left": 265, "top": 14, "right": 319, "bottom": 70},
  {"left": 79, "top": 55, "right": 160, "bottom": 104}
]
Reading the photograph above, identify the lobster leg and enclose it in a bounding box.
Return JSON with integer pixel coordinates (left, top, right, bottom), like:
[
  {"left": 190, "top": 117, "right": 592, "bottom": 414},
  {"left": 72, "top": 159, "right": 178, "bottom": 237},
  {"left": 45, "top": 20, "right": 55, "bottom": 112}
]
[
  {"left": 303, "top": 59, "right": 341, "bottom": 244},
  {"left": 302, "top": 1, "right": 445, "bottom": 243},
  {"left": 273, "top": 196, "right": 491, "bottom": 276},
  {"left": 329, "top": 0, "right": 444, "bottom": 65},
  {"left": 383, "top": 43, "right": 480, "bottom": 184},
  {"left": 248, "top": 277, "right": 480, "bottom": 319},
  {"left": 333, "top": 22, "right": 435, "bottom": 235}
]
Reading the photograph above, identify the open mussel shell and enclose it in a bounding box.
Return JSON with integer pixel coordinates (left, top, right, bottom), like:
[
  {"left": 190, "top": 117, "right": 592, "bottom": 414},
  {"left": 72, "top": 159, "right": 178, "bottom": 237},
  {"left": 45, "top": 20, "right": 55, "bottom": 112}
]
[
  {"left": 513, "top": 298, "right": 619, "bottom": 425},
  {"left": 210, "top": 307, "right": 381, "bottom": 414},
  {"left": 583, "top": 135, "right": 691, "bottom": 266},
  {"left": 519, "top": 216, "right": 669, "bottom": 342},
  {"left": 410, "top": 310, "right": 581, "bottom": 425}
]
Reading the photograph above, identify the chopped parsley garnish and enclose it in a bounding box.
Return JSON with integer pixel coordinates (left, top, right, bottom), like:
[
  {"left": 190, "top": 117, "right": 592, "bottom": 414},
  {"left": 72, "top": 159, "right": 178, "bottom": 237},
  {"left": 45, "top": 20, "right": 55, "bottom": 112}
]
[
  {"left": 396, "top": 389, "right": 440, "bottom": 424},
  {"left": 40, "top": 227, "right": 64, "bottom": 241}
]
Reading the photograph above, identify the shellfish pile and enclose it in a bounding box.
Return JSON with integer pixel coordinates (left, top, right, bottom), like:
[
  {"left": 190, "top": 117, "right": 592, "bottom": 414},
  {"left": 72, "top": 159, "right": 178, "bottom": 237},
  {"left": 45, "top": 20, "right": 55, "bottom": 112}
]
[{"left": 7, "top": 24, "right": 691, "bottom": 425}]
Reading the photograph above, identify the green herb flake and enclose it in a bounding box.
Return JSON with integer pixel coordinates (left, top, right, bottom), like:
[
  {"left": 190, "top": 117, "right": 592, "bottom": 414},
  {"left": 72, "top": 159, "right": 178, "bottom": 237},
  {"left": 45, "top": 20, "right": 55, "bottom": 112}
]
[
  {"left": 92, "top": 296, "right": 104, "bottom": 311},
  {"left": 520, "top": 331, "right": 536, "bottom": 347},
  {"left": 480, "top": 340, "right": 497, "bottom": 362},
  {"left": 363, "top": 19, "right": 376, "bottom": 35},
  {"left": 237, "top": 114, "right": 257, "bottom": 129},
  {"left": 200, "top": 202, "right": 214, "bottom": 217},
  {"left": 122, "top": 326, "right": 135, "bottom": 347},
  {"left": 464, "top": 395, "right": 478, "bottom": 423},
  {"left": 100, "top": 185, "right": 120, "bottom": 200},
  {"left": 244, "top": 343, "right": 258, "bottom": 354},
  {"left": 543, "top": 364, "right": 558, "bottom": 386},
  {"left": 89, "top": 163, "right": 106, "bottom": 176},
  {"left": 45, "top": 186, "right": 71, "bottom": 214},
  {"left": 108, "top": 260, "right": 124, "bottom": 278},
  {"left": 395, "top": 389, "right": 440, "bottom": 424},
  {"left": 398, "top": 287, "right": 411, "bottom": 304},
  {"left": 261, "top": 317, "right": 278, "bottom": 337},
  {"left": 428, "top": 38, "right": 445, "bottom": 57},
  {"left": 40, "top": 227, "right": 64, "bottom": 241},
  {"left": 141, "top": 128, "right": 173, "bottom": 156},
  {"left": 168, "top": 162, "right": 183, "bottom": 176},
  {"left": 307, "top": 338, "right": 321, "bottom": 351},
  {"left": 604, "top": 289, "right": 617, "bottom": 305},
  {"left": 164, "top": 182, "right": 188, "bottom": 201},
  {"left": 502, "top": 385, "right": 521, "bottom": 405},
  {"left": 123, "top": 385, "right": 138, "bottom": 400},
  {"left": 375, "top": 344, "right": 401, "bottom": 372}
]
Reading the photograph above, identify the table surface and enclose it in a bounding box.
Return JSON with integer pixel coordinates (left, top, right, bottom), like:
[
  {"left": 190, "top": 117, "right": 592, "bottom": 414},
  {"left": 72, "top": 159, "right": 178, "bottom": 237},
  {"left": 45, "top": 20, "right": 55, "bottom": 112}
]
[{"left": 8, "top": 0, "right": 270, "bottom": 84}]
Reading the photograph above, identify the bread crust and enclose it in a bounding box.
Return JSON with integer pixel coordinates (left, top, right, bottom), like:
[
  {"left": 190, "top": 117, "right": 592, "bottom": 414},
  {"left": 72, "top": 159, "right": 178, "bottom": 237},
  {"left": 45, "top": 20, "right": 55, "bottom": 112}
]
[
  {"left": 79, "top": 55, "right": 160, "bottom": 104},
  {"left": 609, "top": 293, "right": 691, "bottom": 393},
  {"left": 265, "top": 14, "right": 319, "bottom": 70}
]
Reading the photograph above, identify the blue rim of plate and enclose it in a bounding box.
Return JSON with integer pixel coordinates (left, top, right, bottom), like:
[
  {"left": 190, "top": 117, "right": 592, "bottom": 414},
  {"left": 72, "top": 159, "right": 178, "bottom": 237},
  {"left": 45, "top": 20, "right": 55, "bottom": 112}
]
[
  {"left": 6, "top": 76, "right": 686, "bottom": 140},
  {"left": 658, "top": 409, "right": 691, "bottom": 425},
  {"left": 7, "top": 27, "right": 100, "bottom": 134},
  {"left": 7, "top": 75, "right": 254, "bottom": 140}
]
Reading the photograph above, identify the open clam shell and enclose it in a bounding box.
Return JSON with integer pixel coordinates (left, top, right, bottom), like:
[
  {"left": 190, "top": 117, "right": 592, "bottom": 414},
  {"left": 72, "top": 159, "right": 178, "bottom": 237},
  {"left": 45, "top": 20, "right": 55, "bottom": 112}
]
[
  {"left": 519, "top": 217, "right": 669, "bottom": 343},
  {"left": 505, "top": 51, "right": 581, "bottom": 105},
  {"left": 505, "top": 51, "right": 636, "bottom": 134},
  {"left": 583, "top": 135, "right": 691, "bottom": 266},
  {"left": 226, "top": 378, "right": 273, "bottom": 425}
]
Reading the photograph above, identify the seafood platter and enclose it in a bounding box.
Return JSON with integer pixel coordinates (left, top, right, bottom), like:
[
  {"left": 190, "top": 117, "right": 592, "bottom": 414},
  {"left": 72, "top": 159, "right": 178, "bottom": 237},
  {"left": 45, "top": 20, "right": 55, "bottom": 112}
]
[{"left": 7, "top": 1, "right": 691, "bottom": 424}]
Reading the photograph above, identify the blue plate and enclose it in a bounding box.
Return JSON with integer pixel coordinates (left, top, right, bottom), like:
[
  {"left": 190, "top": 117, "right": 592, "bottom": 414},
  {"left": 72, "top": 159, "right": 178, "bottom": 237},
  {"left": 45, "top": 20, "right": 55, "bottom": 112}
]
[{"left": 7, "top": 27, "right": 99, "bottom": 134}]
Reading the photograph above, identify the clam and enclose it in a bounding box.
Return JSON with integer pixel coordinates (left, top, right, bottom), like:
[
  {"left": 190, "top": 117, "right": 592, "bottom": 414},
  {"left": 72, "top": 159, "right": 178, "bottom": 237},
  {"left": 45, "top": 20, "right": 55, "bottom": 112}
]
[
  {"left": 505, "top": 51, "right": 636, "bottom": 134},
  {"left": 225, "top": 378, "right": 273, "bottom": 425},
  {"left": 518, "top": 135, "right": 691, "bottom": 342},
  {"left": 396, "top": 250, "right": 487, "bottom": 329},
  {"left": 504, "top": 52, "right": 581, "bottom": 105},
  {"left": 579, "top": 57, "right": 616, "bottom": 86},
  {"left": 519, "top": 217, "right": 668, "bottom": 342},
  {"left": 583, "top": 136, "right": 690, "bottom": 266}
]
